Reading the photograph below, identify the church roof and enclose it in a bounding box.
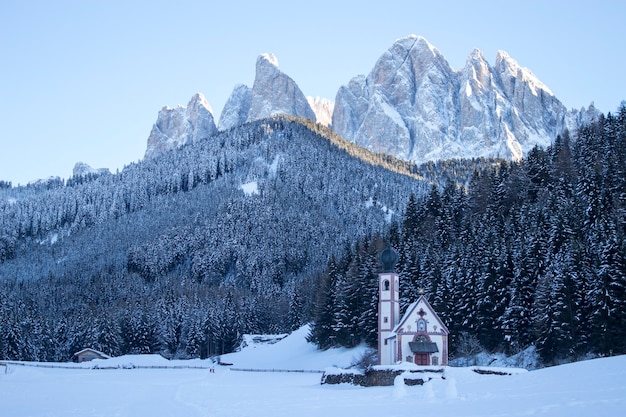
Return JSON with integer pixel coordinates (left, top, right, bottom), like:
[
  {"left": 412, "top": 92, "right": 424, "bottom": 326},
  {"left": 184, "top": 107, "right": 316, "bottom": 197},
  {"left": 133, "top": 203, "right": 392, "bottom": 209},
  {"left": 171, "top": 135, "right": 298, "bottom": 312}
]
[
  {"left": 409, "top": 341, "right": 439, "bottom": 354},
  {"left": 393, "top": 295, "right": 449, "bottom": 335}
]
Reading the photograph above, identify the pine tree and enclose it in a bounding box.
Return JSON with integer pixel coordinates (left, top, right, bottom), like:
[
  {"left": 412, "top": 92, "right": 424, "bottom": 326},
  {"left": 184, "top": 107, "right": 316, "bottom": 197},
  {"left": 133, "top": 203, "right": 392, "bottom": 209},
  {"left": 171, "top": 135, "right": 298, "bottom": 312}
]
[
  {"left": 307, "top": 257, "right": 339, "bottom": 349},
  {"left": 355, "top": 247, "right": 380, "bottom": 347},
  {"left": 286, "top": 282, "right": 305, "bottom": 331},
  {"left": 590, "top": 219, "right": 626, "bottom": 355},
  {"left": 94, "top": 315, "right": 122, "bottom": 357}
]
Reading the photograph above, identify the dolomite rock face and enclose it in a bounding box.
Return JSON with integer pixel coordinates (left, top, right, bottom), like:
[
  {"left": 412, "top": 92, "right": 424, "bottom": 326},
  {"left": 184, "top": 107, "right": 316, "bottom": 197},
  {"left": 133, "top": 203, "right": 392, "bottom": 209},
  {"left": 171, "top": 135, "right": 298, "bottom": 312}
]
[
  {"left": 218, "top": 84, "right": 252, "bottom": 131},
  {"left": 145, "top": 93, "right": 217, "bottom": 158},
  {"left": 217, "top": 54, "right": 321, "bottom": 131},
  {"left": 247, "top": 53, "right": 316, "bottom": 123},
  {"left": 332, "top": 35, "right": 587, "bottom": 164},
  {"left": 307, "top": 96, "right": 335, "bottom": 127},
  {"left": 144, "top": 34, "right": 598, "bottom": 162}
]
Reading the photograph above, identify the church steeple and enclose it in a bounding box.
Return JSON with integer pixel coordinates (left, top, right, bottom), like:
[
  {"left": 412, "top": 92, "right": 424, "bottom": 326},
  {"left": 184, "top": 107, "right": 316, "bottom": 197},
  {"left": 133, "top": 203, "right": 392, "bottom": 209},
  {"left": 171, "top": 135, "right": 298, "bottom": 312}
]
[{"left": 378, "top": 245, "right": 400, "bottom": 365}]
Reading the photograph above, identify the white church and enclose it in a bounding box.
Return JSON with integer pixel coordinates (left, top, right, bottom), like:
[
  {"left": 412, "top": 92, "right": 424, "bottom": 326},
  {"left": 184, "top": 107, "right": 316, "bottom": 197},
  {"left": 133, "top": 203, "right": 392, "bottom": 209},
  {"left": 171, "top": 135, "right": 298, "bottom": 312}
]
[{"left": 378, "top": 245, "right": 449, "bottom": 366}]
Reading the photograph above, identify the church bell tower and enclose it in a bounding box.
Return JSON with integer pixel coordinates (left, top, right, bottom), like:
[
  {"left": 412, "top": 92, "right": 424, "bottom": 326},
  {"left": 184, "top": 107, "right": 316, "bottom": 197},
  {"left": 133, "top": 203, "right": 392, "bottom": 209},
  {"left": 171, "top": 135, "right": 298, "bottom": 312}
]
[{"left": 378, "top": 245, "right": 400, "bottom": 365}]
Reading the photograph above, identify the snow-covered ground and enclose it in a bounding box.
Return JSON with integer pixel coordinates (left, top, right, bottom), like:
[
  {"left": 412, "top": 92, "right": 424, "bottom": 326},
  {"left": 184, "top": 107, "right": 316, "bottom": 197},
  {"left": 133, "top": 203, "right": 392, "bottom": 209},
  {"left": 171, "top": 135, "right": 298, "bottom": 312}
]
[{"left": 1, "top": 326, "right": 625, "bottom": 416}]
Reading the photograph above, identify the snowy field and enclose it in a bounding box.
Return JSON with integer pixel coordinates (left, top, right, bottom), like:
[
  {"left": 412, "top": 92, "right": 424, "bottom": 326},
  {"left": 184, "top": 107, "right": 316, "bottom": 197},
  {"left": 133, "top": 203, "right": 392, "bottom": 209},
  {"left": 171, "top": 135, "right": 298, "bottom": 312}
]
[{"left": 1, "top": 326, "right": 625, "bottom": 417}]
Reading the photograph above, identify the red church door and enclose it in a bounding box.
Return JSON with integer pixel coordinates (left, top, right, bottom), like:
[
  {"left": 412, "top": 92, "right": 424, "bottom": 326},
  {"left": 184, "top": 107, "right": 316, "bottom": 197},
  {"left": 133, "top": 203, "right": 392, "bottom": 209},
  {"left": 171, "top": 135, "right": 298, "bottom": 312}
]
[{"left": 414, "top": 353, "right": 429, "bottom": 366}]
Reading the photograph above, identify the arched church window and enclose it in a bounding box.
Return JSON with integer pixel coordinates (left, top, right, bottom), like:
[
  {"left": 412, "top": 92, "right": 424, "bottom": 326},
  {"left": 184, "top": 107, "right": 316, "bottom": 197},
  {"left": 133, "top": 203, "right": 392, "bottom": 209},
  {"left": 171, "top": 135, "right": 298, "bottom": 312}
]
[{"left": 383, "top": 280, "right": 390, "bottom": 291}]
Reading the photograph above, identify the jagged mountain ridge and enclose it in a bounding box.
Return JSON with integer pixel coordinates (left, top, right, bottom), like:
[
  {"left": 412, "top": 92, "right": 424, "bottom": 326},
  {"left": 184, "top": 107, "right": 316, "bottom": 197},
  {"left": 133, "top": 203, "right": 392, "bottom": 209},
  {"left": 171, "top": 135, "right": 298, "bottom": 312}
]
[
  {"left": 144, "top": 35, "right": 596, "bottom": 163},
  {"left": 333, "top": 35, "right": 596, "bottom": 164},
  {"left": 149, "top": 54, "right": 317, "bottom": 157}
]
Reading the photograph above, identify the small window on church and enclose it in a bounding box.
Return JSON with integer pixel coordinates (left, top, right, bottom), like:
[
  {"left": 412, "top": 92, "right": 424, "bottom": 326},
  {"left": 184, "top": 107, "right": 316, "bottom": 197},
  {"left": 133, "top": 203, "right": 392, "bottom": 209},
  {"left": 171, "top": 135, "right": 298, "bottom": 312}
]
[
  {"left": 418, "top": 319, "right": 426, "bottom": 331},
  {"left": 384, "top": 339, "right": 388, "bottom": 345},
  {"left": 383, "top": 280, "right": 390, "bottom": 291},
  {"left": 384, "top": 317, "right": 388, "bottom": 323}
]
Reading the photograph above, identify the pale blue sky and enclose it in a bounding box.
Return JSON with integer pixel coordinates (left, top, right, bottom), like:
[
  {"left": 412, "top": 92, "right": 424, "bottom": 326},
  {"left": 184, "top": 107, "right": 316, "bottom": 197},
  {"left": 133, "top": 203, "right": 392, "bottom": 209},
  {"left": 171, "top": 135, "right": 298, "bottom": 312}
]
[{"left": 1, "top": 0, "right": 624, "bottom": 185}]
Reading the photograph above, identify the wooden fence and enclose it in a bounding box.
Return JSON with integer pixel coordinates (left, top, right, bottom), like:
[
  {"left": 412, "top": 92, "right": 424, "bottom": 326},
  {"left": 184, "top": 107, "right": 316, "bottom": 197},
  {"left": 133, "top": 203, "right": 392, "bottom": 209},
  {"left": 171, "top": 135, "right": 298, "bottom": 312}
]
[
  {"left": 0, "top": 361, "right": 212, "bottom": 371},
  {"left": 0, "top": 361, "right": 324, "bottom": 374},
  {"left": 230, "top": 368, "right": 324, "bottom": 373}
]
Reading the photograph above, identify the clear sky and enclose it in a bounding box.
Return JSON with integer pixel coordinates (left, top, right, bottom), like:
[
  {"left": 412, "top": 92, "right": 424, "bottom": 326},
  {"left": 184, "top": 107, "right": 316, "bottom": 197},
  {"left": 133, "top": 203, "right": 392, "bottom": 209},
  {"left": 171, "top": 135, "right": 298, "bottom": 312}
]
[{"left": 1, "top": 0, "right": 624, "bottom": 185}]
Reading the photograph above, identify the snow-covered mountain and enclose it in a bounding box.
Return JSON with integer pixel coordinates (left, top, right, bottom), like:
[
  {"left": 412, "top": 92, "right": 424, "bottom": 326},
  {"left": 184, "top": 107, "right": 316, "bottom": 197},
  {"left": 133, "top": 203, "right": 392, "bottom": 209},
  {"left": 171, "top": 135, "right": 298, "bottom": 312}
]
[
  {"left": 218, "top": 54, "right": 317, "bottom": 131},
  {"left": 145, "top": 93, "right": 217, "bottom": 158},
  {"left": 332, "top": 35, "right": 597, "bottom": 163},
  {"left": 218, "top": 84, "right": 251, "bottom": 131},
  {"left": 147, "top": 35, "right": 598, "bottom": 163},
  {"left": 247, "top": 53, "right": 316, "bottom": 123}
]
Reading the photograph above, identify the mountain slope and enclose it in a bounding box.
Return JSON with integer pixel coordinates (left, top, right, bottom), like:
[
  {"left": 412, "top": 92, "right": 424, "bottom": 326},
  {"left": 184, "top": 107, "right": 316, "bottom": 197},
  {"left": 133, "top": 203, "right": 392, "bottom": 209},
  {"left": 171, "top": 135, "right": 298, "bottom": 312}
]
[{"left": 0, "top": 116, "right": 428, "bottom": 360}]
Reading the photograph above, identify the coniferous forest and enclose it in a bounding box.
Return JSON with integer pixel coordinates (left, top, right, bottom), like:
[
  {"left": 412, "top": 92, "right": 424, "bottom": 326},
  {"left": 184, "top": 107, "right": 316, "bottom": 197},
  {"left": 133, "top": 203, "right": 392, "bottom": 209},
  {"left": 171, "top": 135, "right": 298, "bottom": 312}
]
[
  {"left": 1, "top": 107, "right": 625, "bottom": 366},
  {"left": 0, "top": 116, "right": 429, "bottom": 361},
  {"left": 309, "top": 107, "right": 626, "bottom": 365}
]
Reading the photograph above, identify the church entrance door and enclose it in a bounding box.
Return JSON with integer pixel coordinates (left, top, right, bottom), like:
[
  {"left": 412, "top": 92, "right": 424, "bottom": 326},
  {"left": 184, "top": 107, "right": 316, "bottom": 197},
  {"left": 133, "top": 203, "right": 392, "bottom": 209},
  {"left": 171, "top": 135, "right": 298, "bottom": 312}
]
[{"left": 414, "top": 353, "right": 429, "bottom": 366}]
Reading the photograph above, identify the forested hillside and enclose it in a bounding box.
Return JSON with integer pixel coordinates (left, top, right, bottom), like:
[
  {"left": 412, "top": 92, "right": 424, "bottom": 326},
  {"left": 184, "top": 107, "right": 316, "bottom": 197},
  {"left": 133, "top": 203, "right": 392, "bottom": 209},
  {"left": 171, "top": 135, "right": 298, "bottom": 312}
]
[
  {"left": 0, "top": 116, "right": 431, "bottom": 361},
  {"left": 4, "top": 105, "right": 620, "bottom": 365},
  {"left": 310, "top": 106, "right": 626, "bottom": 365}
]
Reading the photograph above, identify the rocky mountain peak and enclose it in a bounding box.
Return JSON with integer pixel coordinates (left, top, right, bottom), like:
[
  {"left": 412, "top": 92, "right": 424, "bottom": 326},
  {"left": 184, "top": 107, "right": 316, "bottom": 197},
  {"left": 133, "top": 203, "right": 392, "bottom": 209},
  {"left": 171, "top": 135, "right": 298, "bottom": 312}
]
[
  {"left": 144, "top": 35, "right": 596, "bottom": 164},
  {"left": 332, "top": 35, "right": 589, "bottom": 165},
  {"left": 247, "top": 53, "right": 316, "bottom": 123},
  {"left": 495, "top": 50, "right": 553, "bottom": 98},
  {"left": 397, "top": 34, "right": 439, "bottom": 56},
  {"left": 370, "top": 35, "right": 451, "bottom": 90},
  {"left": 145, "top": 93, "right": 217, "bottom": 158},
  {"left": 465, "top": 48, "right": 489, "bottom": 71},
  {"left": 218, "top": 84, "right": 252, "bottom": 131},
  {"left": 188, "top": 92, "right": 213, "bottom": 113},
  {"left": 462, "top": 49, "right": 492, "bottom": 92},
  {"left": 257, "top": 52, "right": 279, "bottom": 69}
]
